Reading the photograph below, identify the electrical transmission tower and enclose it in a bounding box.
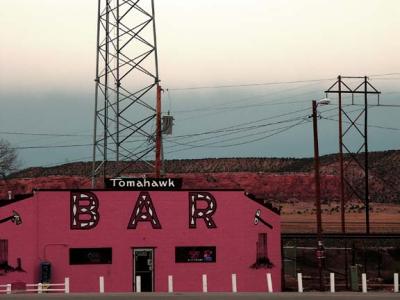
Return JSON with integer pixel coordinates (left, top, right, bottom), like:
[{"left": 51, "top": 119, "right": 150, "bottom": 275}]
[
  {"left": 92, "top": 0, "right": 162, "bottom": 187},
  {"left": 325, "top": 76, "right": 381, "bottom": 234}
]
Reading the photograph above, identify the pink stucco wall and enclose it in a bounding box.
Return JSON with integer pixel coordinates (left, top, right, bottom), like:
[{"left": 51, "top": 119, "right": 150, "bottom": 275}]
[{"left": 0, "top": 190, "right": 281, "bottom": 292}]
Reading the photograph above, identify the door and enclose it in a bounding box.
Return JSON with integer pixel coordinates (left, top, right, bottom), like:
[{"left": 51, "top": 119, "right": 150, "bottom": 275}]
[{"left": 133, "top": 248, "right": 154, "bottom": 292}]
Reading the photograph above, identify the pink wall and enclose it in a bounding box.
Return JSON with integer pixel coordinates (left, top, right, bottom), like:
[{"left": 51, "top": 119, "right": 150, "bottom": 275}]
[{"left": 0, "top": 190, "right": 281, "bottom": 292}]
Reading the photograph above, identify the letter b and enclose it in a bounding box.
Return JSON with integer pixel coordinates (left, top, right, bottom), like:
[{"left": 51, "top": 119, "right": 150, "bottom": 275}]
[{"left": 70, "top": 192, "right": 100, "bottom": 230}]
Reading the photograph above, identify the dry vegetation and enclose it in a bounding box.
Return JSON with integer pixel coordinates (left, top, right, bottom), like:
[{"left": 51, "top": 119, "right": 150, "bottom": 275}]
[
  {"left": 281, "top": 202, "right": 400, "bottom": 233},
  {"left": 2, "top": 150, "right": 399, "bottom": 233}
]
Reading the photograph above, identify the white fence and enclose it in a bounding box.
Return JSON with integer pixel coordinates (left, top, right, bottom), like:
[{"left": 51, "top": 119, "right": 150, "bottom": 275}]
[
  {"left": 296, "top": 272, "right": 400, "bottom": 293},
  {"left": 1, "top": 273, "right": 399, "bottom": 293},
  {"left": 0, "top": 284, "right": 11, "bottom": 294},
  {"left": 0, "top": 277, "right": 69, "bottom": 294}
]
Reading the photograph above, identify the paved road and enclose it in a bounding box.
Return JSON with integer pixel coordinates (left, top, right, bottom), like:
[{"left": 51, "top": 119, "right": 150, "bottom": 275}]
[{"left": 0, "top": 293, "right": 398, "bottom": 300}]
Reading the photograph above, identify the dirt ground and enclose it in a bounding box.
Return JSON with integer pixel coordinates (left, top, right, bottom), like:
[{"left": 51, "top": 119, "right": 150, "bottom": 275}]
[{"left": 280, "top": 202, "right": 400, "bottom": 233}]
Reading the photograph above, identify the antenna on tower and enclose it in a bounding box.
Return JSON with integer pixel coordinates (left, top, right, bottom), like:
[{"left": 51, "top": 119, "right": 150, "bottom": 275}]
[{"left": 91, "top": 0, "right": 162, "bottom": 187}]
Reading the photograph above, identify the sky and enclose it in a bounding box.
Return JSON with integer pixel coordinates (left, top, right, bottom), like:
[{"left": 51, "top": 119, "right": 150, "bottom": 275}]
[{"left": 0, "top": 0, "right": 399, "bottom": 169}]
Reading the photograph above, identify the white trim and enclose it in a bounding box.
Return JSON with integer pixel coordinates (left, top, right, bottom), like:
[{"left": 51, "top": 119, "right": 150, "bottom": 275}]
[
  {"left": 99, "top": 276, "right": 105, "bottom": 293},
  {"left": 168, "top": 275, "right": 173, "bottom": 293},
  {"left": 65, "top": 277, "right": 70, "bottom": 294},
  {"left": 231, "top": 274, "right": 237, "bottom": 293},
  {"left": 297, "top": 273, "right": 303, "bottom": 293},
  {"left": 202, "top": 274, "right": 208, "bottom": 293},
  {"left": 362, "top": 273, "right": 367, "bottom": 293},
  {"left": 266, "top": 273, "right": 273, "bottom": 293},
  {"left": 136, "top": 276, "right": 141, "bottom": 293},
  {"left": 330, "top": 273, "right": 335, "bottom": 293}
]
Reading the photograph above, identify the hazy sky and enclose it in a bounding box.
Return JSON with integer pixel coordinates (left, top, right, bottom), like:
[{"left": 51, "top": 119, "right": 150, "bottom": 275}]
[{"left": 0, "top": 0, "right": 399, "bottom": 168}]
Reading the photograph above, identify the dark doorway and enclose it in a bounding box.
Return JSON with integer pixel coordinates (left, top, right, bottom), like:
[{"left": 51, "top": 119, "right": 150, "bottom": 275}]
[{"left": 133, "top": 248, "right": 154, "bottom": 292}]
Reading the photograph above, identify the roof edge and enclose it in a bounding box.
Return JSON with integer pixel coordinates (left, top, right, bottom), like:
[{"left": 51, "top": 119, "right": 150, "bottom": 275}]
[
  {"left": 244, "top": 192, "right": 281, "bottom": 215},
  {"left": 33, "top": 188, "right": 245, "bottom": 192},
  {"left": 0, "top": 193, "right": 34, "bottom": 208}
]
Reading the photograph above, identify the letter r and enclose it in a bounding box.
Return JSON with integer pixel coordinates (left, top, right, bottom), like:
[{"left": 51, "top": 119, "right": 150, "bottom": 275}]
[{"left": 189, "top": 192, "right": 217, "bottom": 229}]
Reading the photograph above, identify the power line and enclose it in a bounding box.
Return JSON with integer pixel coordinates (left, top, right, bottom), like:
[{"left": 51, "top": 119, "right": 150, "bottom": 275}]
[
  {"left": 12, "top": 143, "right": 93, "bottom": 150},
  {"left": 321, "top": 116, "right": 400, "bottom": 131},
  {"left": 169, "top": 82, "right": 322, "bottom": 114},
  {"left": 1, "top": 105, "right": 349, "bottom": 151},
  {"left": 172, "top": 117, "right": 307, "bottom": 141},
  {"left": 166, "top": 118, "right": 307, "bottom": 152},
  {"left": 163, "top": 106, "right": 353, "bottom": 154},
  {"left": 176, "top": 98, "right": 312, "bottom": 115},
  {"left": 10, "top": 138, "right": 151, "bottom": 151},
  {"left": 0, "top": 131, "right": 91, "bottom": 137},
  {"left": 165, "top": 120, "right": 308, "bottom": 154},
  {"left": 167, "top": 78, "right": 335, "bottom": 91},
  {"left": 369, "top": 72, "right": 400, "bottom": 77},
  {"left": 167, "top": 73, "right": 400, "bottom": 91},
  {"left": 169, "top": 107, "right": 313, "bottom": 140}
]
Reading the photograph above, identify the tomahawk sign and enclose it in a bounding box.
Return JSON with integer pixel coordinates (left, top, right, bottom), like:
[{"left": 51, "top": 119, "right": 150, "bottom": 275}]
[{"left": 70, "top": 191, "right": 217, "bottom": 230}]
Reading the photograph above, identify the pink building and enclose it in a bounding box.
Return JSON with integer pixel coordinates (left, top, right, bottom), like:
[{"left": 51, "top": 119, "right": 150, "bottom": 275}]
[{"left": 0, "top": 188, "right": 281, "bottom": 292}]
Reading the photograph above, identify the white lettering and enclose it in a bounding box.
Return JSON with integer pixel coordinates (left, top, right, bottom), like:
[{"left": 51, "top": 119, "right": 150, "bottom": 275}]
[
  {"left": 143, "top": 179, "right": 151, "bottom": 188},
  {"left": 127, "top": 181, "right": 135, "bottom": 187},
  {"left": 110, "top": 178, "right": 120, "bottom": 187},
  {"left": 118, "top": 180, "right": 126, "bottom": 188}
]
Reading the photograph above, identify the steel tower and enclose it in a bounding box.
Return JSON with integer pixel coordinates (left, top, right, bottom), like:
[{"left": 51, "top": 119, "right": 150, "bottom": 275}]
[
  {"left": 92, "top": 0, "right": 162, "bottom": 187},
  {"left": 325, "top": 76, "right": 381, "bottom": 234}
]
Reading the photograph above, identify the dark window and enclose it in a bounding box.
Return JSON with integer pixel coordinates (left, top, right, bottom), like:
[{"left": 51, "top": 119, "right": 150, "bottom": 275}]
[
  {"left": 69, "top": 248, "right": 112, "bottom": 265},
  {"left": 257, "top": 233, "right": 267, "bottom": 260},
  {"left": 251, "top": 233, "right": 273, "bottom": 268},
  {"left": 0, "top": 240, "right": 8, "bottom": 273},
  {"left": 175, "top": 246, "right": 216, "bottom": 263},
  {"left": 0, "top": 240, "right": 8, "bottom": 264}
]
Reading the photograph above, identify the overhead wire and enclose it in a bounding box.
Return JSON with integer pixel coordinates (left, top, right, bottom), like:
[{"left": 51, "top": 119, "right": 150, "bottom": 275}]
[
  {"left": 166, "top": 72, "right": 400, "bottom": 91},
  {"left": 6, "top": 73, "right": 400, "bottom": 168},
  {"left": 167, "top": 77, "right": 336, "bottom": 91},
  {"left": 5, "top": 106, "right": 338, "bottom": 151},
  {"left": 162, "top": 106, "right": 365, "bottom": 155},
  {"left": 169, "top": 81, "right": 323, "bottom": 114},
  {"left": 167, "top": 107, "right": 313, "bottom": 141},
  {"left": 165, "top": 118, "right": 308, "bottom": 151},
  {"left": 0, "top": 131, "right": 91, "bottom": 137},
  {"left": 165, "top": 119, "right": 309, "bottom": 155}
]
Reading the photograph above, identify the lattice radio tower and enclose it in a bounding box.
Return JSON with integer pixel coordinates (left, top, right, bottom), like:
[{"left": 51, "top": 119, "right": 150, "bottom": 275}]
[
  {"left": 91, "top": 0, "right": 162, "bottom": 187},
  {"left": 325, "top": 76, "right": 381, "bottom": 234}
]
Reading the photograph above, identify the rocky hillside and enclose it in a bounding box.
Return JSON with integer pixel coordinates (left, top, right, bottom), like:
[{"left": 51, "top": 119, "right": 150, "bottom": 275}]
[{"left": 1, "top": 150, "right": 399, "bottom": 204}]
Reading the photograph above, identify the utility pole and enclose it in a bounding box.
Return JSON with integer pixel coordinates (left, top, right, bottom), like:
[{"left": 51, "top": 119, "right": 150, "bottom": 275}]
[
  {"left": 312, "top": 100, "right": 323, "bottom": 241},
  {"left": 312, "top": 99, "right": 324, "bottom": 291},
  {"left": 155, "top": 84, "right": 162, "bottom": 177}
]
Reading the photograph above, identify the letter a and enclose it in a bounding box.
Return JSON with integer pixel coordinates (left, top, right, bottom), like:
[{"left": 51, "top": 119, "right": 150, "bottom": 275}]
[
  {"left": 70, "top": 192, "right": 100, "bottom": 230},
  {"left": 127, "top": 192, "right": 162, "bottom": 229},
  {"left": 189, "top": 192, "right": 217, "bottom": 229}
]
